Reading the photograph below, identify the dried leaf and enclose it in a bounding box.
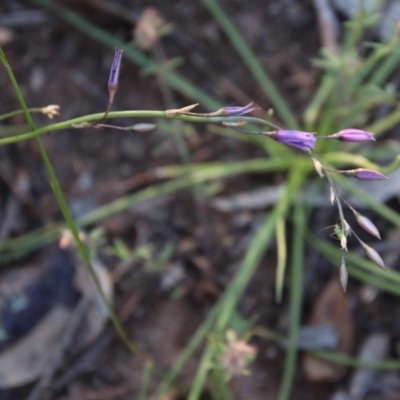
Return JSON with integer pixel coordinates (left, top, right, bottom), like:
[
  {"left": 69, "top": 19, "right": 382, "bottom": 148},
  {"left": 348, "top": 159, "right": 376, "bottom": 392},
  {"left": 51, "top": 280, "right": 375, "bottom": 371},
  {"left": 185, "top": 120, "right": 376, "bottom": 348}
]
[
  {"left": 303, "top": 278, "right": 354, "bottom": 382},
  {"left": 0, "top": 232, "right": 113, "bottom": 389},
  {"left": 0, "top": 305, "right": 72, "bottom": 388}
]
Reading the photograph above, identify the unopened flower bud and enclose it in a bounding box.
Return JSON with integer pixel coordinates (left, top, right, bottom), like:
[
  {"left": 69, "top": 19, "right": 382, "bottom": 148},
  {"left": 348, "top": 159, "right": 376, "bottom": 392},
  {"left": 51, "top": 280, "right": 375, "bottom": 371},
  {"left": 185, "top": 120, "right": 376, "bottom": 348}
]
[
  {"left": 333, "top": 129, "right": 375, "bottom": 142},
  {"left": 343, "top": 204, "right": 381, "bottom": 239},
  {"left": 268, "top": 130, "right": 316, "bottom": 151},
  {"left": 362, "top": 242, "right": 385, "bottom": 269},
  {"left": 339, "top": 255, "right": 348, "bottom": 291},
  {"left": 356, "top": 214, "right": 380, "bottom": 239},
  {"left": 345, "top": 168, "right": 388, "bottom": 181},
  {"left": 131, "top": 123, "right": 157, "bottom": 132},
  {"left": 108, "top": 48, "right": 123, "bottom": 104},
  {"left": 221, "top": 103, "right": 257, "bottom": 116}
]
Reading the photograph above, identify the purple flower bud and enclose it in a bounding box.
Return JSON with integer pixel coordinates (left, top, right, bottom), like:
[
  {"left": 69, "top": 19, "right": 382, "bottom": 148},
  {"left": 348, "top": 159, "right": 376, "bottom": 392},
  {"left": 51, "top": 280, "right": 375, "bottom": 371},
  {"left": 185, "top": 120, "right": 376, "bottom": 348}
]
[
  {"left": 334, "top": 129, "right": 375, "bottom": 142},
  {"left": 221, "top": 103, "right": 257, "bottom": 116},
  {"left": 350, "top": 168, "right": 388, "bottom": 181},
  {"left": 108, "top": 48, "right": 123, "bottom": 103},
  {"left": 271, "top": 130, "right": 316, "bottom": 151}
]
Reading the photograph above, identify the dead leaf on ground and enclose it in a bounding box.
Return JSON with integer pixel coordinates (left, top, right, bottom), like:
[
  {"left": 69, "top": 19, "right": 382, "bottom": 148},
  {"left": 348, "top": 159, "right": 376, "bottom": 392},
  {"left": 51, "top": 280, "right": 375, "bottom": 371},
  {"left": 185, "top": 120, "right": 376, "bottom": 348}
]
[
  {"left": 0, "top": 305, "right": 72, "bottom": 389},
  {"left": 0, "top": 231, "right": 113, "bottom": 389},
  {"left": 303, "top": 278, "right": 354, "bottom": 382}
]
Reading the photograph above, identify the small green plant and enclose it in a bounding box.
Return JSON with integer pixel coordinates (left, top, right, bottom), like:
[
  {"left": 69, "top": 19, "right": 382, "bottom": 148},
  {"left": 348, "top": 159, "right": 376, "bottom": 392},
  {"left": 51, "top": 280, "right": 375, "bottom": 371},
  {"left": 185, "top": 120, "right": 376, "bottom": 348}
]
[{"left": 2, "top": 1, "right": 400, "bottom": 399}]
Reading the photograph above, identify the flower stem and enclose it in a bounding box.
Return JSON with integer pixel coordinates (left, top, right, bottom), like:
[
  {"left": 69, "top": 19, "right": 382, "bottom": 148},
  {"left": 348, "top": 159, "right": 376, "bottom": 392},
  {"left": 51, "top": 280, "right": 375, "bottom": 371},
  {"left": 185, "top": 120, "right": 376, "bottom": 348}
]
[
  {"left": 0, "top": 111, "right": 277, "bottom": 145},
  {"left": 0, "top": 107, "right": 47, "bottom": 121}
]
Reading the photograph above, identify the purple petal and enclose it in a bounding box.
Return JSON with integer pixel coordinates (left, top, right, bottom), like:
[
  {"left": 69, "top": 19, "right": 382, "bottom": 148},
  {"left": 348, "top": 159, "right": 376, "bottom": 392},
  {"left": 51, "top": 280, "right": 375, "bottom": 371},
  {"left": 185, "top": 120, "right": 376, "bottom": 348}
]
[
  {"left": 336, "top": 129, "right": 375, "bottom": 142},
  {"left": 273, "top": 130, "right": 316, "bottom": 151},
  {"left": 222, "top": 103, "right": 257, "bottom": 116},
  {"left": 352, "top": 169, "right": 388, "bottom": 181},
  {"left": 108, "top": 48, "right": 123, "bottom": 91}
]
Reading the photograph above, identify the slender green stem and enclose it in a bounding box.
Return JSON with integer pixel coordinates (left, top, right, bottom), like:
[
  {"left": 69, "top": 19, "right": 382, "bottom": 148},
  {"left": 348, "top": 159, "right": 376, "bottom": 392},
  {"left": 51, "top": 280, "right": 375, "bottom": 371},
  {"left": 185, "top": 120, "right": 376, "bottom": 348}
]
[
  {"left": 277, "top": 201, "right": 305, "bottom": 400},
  {"left": 256, "top": 327, "right": 400, "bottom": 369},
  {"left": 325, "top": 171, "right": 347, "bottom": 236},
  {"left": 215, "top": 166, "right": 306, "bottom": 331},
  {"left": 0, "top": 112, "right": 275, "bottom": 146},
  {"left": 275, "top": 216, "right": 287, "bottom": 303},
  {"left": 187, "top": 205, "right": 282, "bottom": 400},
  {"left": 186, "top": 166, "right": 307, "bottom": 400},
  {"left": 210, "top": 368, "right": 234, "bottom": 400},
  {"left": 0, "top": 46, "right": 142, "bottom": 359},
  {"left": 0, "top": 107, "right": 48, "bottom": 121},
  {"left": 139, "top": 361, "right": 153, "bottom": 400},
  {"left": 1, "top": 158, "right": 291, "bottom": 262},
  {"left": 188, "top": 345, "right": 214, "bottom": 400},
  {"left": 154, "top": 304, "right": 220, "bottom": 399}
]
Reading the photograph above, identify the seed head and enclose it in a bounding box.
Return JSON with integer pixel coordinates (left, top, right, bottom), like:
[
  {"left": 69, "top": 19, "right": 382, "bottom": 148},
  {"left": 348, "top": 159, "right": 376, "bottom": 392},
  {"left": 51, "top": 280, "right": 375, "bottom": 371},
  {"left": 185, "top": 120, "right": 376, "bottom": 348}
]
[{"left": 41, "top": 104, "right": 60, "bottom": 119}]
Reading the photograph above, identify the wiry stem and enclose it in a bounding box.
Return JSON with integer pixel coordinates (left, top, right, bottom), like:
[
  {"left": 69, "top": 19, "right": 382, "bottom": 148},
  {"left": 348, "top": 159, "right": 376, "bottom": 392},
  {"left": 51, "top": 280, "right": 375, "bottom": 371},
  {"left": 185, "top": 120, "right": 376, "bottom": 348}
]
[
  {"left": 325, "top": 171, "right": 348, "bottom": 241},
  {"left": 0, "top": 111, "right": 274, "bottom": 146}
]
